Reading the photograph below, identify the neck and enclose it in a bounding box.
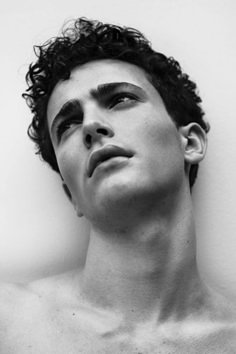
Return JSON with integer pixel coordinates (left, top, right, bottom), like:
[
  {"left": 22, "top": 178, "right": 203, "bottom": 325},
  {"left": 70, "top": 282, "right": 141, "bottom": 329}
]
[{"left": 80, "top": 185, "right": 209, "bottom": 325}]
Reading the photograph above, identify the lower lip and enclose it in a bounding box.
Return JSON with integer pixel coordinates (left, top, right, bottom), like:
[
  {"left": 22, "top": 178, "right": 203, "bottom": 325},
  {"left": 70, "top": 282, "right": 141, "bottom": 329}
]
[{"left": 92, "top": 156, "right": 130, "bottom": 177}]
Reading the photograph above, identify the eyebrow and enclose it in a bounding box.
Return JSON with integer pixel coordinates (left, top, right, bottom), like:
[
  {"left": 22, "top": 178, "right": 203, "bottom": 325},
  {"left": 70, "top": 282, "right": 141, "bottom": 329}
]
[
  {"left": 50, "top": 82, "right": 147, "bottom": 135},
  {"left": 90, "top": 82, "right": 146, "bottom": 100}
]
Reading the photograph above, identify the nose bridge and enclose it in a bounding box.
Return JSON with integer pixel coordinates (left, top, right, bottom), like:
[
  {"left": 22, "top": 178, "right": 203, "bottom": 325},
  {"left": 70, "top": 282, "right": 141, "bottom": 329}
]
[
  {"left": 82, "top": 103, "right": 114, "bottom": 148},
  {"left": 83, "top": 103, "right": 103, "bottom": 128}
]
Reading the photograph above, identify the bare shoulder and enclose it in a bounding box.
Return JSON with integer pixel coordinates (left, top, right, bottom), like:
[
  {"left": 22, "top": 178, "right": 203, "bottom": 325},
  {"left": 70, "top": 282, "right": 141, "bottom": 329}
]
[
  {"left": 0, "top": 282, "right": 235, "bottom": 354},
  {"left": 129, "top": 320, "right": 236, "bottom": 353},
  {"left": 0, "top": 282, "right": 31, "bottom": 330},
  {"left": 0, "top": 282, "right": 27, "bottom": 344},
  {"left": 0, "top": 281, "right": 29, "bottom": 306},
  {"left": 0, "top": 282, "right": 20, "bottom": 309},
  {"left": 174, "top": 321, "right": 236, "bottom": 353},
  {"left": 194, "top": 324, "right": 236, "bottom": 353}
]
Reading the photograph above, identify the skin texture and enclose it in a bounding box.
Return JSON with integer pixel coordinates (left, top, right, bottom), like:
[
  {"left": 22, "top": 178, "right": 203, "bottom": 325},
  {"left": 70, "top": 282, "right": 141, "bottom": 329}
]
[
  {"left": 48, "top": 60, "right": 199, "bottom": 225},
  {"left": 0, "top": 59, "right": 235, "bottom": 353}
]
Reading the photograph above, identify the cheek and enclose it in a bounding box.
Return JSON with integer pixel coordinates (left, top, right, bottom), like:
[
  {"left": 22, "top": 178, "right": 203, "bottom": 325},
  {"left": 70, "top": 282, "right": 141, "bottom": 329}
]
[
  {"left": 142, "top": 118, "right": 184, "bottom": 173},
  {"left": 57, "top": 152, "right": 74, "bottom": 179},
  {"left": 56, "top": 140, "right": 84, "bottom": 190},
  {"left": 142, "top": 113, "right": 181, "bottom": 153}
]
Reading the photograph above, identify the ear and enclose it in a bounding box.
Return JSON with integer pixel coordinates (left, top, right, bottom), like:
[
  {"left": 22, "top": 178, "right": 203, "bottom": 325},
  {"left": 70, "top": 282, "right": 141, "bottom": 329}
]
[
  {"left": 179, "top": 123, "right": 208, "bottom": 166},
  {"left": 61, "top": 182, "right": 84, "bottom": 218}
]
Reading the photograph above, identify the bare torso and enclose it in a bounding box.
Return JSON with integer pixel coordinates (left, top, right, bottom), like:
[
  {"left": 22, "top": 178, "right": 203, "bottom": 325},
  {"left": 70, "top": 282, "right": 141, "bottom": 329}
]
[{"left": 0, "top": 283, "right": 235, "bottom": 354}]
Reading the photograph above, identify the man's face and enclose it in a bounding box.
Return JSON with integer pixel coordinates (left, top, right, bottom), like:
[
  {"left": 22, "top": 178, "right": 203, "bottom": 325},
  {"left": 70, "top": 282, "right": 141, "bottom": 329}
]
[{"left": 47, "top": 60, "right": 186, "bottom": 224}]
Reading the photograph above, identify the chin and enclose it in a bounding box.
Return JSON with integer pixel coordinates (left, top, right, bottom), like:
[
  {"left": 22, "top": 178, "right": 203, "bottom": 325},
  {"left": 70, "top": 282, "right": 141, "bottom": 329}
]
[
  {"left": 97, "top": 177, "right": 137, "bottom": 206},
  {"left": 83, "top": 169, "right": 185, "bottom": 227},
  {"left": 88, "top": 176, "right": 156, "bottom": 226}
]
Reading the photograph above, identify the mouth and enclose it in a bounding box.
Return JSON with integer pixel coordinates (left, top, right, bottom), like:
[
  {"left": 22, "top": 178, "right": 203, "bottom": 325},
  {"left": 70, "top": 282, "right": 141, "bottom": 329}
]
[{"left": 87, "top": 145, "right": 133, "bottom": 178}]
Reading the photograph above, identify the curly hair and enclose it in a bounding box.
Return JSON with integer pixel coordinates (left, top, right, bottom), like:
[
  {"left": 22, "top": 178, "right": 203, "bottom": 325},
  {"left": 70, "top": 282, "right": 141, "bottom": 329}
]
[{"left": 23, "top": 17, "right": 210, "bottom": 188}]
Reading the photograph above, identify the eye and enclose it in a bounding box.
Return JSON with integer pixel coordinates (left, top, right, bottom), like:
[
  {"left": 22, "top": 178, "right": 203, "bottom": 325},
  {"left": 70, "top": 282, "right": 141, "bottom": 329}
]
[
  {"left": 56, "top": 117, "right": 82, "bottom": 142},
  {"left": 108, "top": 93, "right": 138, "bottom": 109}
]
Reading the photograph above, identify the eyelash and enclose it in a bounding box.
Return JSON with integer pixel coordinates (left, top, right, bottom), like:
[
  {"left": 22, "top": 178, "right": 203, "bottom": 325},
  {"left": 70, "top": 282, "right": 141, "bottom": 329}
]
[
  {"left": 56, "top": 93, "right": 138, "bottom": 141},
  {"left": 108, "top": 93, "right": 137, "bottom": 109}
]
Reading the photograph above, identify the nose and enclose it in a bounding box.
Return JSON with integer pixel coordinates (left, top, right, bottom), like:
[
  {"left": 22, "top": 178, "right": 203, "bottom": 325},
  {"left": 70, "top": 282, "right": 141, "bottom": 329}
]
[{"left": 82, "top": 116, "right": 114, "bottom": 149}]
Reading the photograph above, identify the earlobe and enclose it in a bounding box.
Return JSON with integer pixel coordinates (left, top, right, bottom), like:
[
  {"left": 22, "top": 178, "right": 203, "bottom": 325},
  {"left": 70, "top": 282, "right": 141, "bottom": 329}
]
[
  {"left": 76, "top": 209, "right": 84, "bottom": 218},
  {"left": 179, "top": 123, "right": 207, "bottom": 165}
]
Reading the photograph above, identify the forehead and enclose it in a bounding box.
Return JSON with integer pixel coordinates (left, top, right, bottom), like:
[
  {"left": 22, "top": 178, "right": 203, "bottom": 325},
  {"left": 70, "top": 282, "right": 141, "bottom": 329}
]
[{"left": 47, "top": 59, "right": 159, "bottom": 123}]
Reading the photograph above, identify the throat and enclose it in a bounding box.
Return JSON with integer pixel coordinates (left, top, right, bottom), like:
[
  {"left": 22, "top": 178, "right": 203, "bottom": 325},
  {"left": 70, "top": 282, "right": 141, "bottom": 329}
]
[{"left": 79, "top": 218, "right": 206, "bottom": 324}]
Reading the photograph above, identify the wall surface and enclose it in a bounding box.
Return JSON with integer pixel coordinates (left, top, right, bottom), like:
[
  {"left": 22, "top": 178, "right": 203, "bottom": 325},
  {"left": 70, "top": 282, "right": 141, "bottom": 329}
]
[{"left": 0, "top": 0, "right": 235, "bottom": 297}]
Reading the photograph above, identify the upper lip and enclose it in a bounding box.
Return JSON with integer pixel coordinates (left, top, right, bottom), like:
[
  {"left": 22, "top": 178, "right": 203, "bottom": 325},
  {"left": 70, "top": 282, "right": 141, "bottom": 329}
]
[{"left": 87, "top": 145, "right": 133, "bottom": 177}]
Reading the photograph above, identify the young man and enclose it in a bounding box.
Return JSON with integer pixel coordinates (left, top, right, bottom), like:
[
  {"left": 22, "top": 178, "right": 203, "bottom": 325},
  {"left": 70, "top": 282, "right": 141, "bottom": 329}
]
[{"left": 1, "top": 17, "right": 235, "bottom": 353}]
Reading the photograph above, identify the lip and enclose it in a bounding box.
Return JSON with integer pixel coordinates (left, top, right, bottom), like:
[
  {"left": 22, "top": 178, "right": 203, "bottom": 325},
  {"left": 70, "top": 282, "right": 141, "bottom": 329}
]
[{"left": 87, "top": 145, "right": 133, "bottom": 178}]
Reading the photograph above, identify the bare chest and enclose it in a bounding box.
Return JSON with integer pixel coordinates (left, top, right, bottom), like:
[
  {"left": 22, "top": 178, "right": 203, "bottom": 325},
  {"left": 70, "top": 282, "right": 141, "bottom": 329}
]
[{"left": 1, "top": 311, "right": 236, "bottom": 354}]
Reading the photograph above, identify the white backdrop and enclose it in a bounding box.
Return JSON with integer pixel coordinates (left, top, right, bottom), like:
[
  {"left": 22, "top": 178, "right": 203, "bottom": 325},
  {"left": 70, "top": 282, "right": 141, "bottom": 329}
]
[{"left": 0, "top": 0, "right": 235, "bottom": 298}]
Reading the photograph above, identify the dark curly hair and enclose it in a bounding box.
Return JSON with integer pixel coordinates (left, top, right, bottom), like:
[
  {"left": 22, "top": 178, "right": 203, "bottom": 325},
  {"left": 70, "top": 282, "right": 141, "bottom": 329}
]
[{"left": 23, "top": 17, "right": 210, "bottom": 188}]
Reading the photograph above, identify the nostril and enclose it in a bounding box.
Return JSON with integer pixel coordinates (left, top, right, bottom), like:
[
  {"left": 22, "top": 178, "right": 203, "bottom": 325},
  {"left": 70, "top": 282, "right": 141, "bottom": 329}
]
[
  {"left": 84, "top": 126, "right": 113, "bottom": 148},
  {"left": 97, "top": 128, "right": 109, "bottom": 135},
  {"left": 85, "top": 134, "right": 92, "bottom": 146}
]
